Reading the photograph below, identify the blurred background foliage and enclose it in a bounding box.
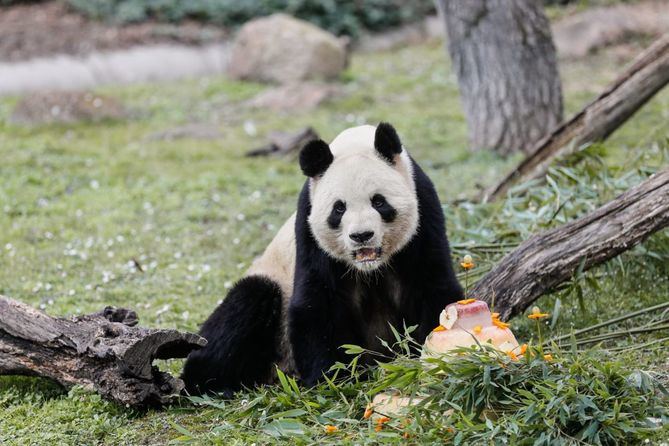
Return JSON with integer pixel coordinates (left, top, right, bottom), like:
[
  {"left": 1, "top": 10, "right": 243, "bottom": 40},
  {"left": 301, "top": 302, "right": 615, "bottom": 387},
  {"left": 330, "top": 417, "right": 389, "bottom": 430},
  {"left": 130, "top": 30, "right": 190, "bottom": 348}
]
[{"left": 64, "top": 0, "right": 435, "bottom": 36}]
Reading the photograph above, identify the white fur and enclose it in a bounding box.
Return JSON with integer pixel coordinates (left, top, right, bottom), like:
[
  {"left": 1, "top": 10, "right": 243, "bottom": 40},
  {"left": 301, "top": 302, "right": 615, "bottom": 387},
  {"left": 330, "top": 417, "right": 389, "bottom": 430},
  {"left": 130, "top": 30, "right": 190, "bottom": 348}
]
[
  {"left": 246, "top": 213, "right": 296, "bottom": 298},
  {"left": 308, "top": 125, "right": 418, "bottom": 272},
  {"left": 246, "top": 124, "right": 419, "bottom": 287}
]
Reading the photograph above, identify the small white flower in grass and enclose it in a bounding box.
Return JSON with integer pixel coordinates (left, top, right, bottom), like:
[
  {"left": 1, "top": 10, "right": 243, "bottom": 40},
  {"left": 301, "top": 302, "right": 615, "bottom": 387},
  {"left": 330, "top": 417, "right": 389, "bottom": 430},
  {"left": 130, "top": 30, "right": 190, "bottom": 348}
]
[
  {"left": 85, "top": 284, "right": 93, "bottom": 291},
  {"left": 233, "top": 238, "right": 240, "bottom": 245},
  {"left": 47, "top": 299, "right": 54, "bottom": 305},
  {"left": 149, "top": 260, "right": 158, "bottom": 269},
  {"left": 188, "top": 264, "right": 195, "bottom": 272},
  {"left": 155, "top": 304, "right": 170, "bottom": 316},
  {"left": 174, "top": 252, "right": 182, "bottom": 259},
  {"left": 217, "top": 299, "right": 223, "bottom": 305},
  {"left": 236, "top": 263, "right": 245, "bottom": 270},
  {"left": 37, "top": 198, "right": 49, "bottom": 208},
  {"left": 182, "top": 311, "right": 189, "bottom": 321},
  {"left": 90, "top": 180, "right": 100, "bottom": 190},
  {"left": 202, "top": 264, "right": 211, "bottom": 273},
  {"left": 251, "top": 190, "right": 261, "bottom": 200},
  {"left": 4, "top": 243, "right": 12, "bottom": 250},
  {"left": 212, "top": 193, "right": 221, "bottom": 203},
  {"left": 39, "top": 303, "right": 46, "bottom": 310},
  {"left": 107, "top": 251, "right": 114, "bottom": 258},
  {"left": 224, "top": 281, "right": 232, "bottom": 289},
  {"left": 237, "top": 213, "right": 245, "bottom": 221},
  {"left": 3, "top": 205, "right": 9, "bottom": 213},
  {"left": 45, "top": 232, "right": 54, "bottom": 239},
  {"left": 45, "top": 283, "right": 52, "bottom": 291},
  {"left": 116, "top": 235, "right": 125, "bottom": 243},
  {"left": 68, "top": 289, "right": 75, "bottom": 296},
  {"left": 243, "top": 120, "right": 257, "bottom": 136}
]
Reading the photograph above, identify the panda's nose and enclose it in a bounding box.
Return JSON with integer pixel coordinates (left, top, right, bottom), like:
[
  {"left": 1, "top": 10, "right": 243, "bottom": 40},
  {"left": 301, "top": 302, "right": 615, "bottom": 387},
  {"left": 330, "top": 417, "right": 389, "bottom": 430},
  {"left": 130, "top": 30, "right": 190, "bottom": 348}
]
[{"left": 350, "top": 231, "right": 374, "bottom": 244}]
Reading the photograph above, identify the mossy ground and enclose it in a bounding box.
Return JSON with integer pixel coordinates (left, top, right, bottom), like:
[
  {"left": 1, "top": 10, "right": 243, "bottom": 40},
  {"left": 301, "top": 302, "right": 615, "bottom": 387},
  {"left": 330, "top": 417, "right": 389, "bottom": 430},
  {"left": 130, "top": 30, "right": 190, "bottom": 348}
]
[{"left": 1, "top": 41, "right": 668, "bottom": 445}]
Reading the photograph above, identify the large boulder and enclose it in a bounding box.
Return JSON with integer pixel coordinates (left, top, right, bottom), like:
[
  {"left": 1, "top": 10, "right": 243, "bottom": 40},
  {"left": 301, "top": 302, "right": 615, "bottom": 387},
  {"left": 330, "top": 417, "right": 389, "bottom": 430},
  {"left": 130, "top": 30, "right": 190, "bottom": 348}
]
[
  {"left": 10, "top": 91, "right": 127, "bottom": 126},
  {"left": 227, "top": 14, "right": 348, "bottom": 84},
  {"left": 553, "top": 1, "right": 669, "bottom": 58}
]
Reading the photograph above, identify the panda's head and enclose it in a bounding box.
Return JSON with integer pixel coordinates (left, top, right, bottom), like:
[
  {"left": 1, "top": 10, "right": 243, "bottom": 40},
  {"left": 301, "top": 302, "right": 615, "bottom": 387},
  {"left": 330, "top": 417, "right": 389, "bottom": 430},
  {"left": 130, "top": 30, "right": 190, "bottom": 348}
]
[{"left": 300, "top": 123, "right": 419, "bottom": 272}]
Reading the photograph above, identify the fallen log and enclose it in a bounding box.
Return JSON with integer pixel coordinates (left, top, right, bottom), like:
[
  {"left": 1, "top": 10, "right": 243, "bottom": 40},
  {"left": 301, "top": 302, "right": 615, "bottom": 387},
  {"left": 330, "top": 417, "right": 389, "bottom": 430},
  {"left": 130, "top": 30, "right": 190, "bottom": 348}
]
[
  {"left": 0, "top": 298, "right": 206, "bottom": 408},
  {"left": 483, "top": 34, "right": 669, "bottom": 202},
  {"left": 472, "top": 167, "right": 669, "bottom": 320}
]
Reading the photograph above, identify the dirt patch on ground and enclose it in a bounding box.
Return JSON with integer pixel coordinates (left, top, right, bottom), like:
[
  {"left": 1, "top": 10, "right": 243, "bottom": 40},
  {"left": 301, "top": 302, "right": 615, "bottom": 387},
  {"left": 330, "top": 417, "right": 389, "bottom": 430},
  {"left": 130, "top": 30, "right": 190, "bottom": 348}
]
[{"left": 0, "top": 1, "right": 227, "bottom": 62}]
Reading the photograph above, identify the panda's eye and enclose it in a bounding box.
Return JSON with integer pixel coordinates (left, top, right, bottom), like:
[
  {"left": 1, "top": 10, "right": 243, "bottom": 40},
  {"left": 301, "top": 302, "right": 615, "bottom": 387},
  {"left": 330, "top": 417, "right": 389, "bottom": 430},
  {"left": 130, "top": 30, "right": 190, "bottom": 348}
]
[
  {"left": 371, "top": 194, "right": 386, "bottom": 209},
  {"left": 333, "top": 200, "right": 346, "bottom": 214}
]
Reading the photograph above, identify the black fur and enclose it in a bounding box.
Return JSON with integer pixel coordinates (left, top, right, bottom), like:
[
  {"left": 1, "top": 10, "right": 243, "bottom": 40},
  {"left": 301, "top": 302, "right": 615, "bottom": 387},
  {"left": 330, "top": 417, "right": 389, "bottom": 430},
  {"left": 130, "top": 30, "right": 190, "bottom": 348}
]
[
  {"left": 374, "top": 122, "right": 403, "bottom": 164},
  {"left": 300, "top": 139, "right": 333, "bottom": 178},
  {"left": 182, "top": 127, "right": 463, "bottom": 394},
  {"left": 182, "top": 276, "right": 282, "bottom": 396},
  {"left": 289, "top": 158, "right": 463, "bottom": 386},
  {"left": 327, "top": 200, "right": 346, "bottom": 229},
  {"left": 371, "top": 193, "right": 397, "bottom": 223}
]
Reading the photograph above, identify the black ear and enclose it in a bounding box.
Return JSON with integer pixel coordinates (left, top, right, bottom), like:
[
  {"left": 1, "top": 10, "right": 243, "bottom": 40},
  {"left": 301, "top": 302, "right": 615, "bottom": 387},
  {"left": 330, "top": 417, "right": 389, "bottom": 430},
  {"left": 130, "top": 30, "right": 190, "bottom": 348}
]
[
  {"left": 374, "top": 122, "right": 403, "bottom": 164},
  {"left": 299, "top": 139, "right": 334, "bottom": 178}
]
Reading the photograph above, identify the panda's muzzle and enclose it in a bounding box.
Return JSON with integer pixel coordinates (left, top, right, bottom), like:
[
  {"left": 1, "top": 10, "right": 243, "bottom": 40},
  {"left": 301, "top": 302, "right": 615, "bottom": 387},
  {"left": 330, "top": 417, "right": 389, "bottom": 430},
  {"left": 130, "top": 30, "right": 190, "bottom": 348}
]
[{"left": 353, "top": 247, "right": 382, "bottom": 262}]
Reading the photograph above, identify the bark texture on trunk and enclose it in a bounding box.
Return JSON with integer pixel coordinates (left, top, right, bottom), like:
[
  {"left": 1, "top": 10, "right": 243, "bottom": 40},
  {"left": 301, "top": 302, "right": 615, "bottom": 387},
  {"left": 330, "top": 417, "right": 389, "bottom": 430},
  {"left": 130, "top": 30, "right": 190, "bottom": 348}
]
[
  {"left": 484, "top": 34, "right": 669, "bottom": 202},
  {"left": 437, "top": 0, "right": 563, "bottom": 156},
  {"left": 0, "top": 299, "right": 206, "bottom": 408},
  {"left": 471, "top": 167, "right": 669, "bottom": 320}
]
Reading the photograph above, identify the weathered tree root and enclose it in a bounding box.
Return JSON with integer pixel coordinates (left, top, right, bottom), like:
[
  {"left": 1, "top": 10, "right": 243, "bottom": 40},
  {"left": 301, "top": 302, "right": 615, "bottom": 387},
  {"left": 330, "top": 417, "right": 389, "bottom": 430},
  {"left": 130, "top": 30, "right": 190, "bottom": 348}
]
[{"left": 0, "top": 297, "right": 206, "bottom": 408}]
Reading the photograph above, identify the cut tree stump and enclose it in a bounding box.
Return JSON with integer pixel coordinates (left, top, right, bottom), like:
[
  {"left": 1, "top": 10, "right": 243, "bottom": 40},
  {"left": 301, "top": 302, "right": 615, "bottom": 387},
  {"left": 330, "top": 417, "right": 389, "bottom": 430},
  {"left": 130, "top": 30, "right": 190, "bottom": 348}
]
[
  {"left": 484, "top": 34, "right": 669, "bottom": 202},
  {"left": 472, "top": 167, "right": 669, "bottom": 320},
  {"left": 0, "top": 297, "right": 206, "bottom": 408}
]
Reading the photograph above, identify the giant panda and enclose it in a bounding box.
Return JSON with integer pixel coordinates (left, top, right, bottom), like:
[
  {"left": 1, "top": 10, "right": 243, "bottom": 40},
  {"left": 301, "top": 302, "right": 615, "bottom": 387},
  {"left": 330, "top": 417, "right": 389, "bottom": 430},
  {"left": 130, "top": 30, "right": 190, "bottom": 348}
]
[{"left": 182, "top": 123, "right": 463, "bottom": 395}]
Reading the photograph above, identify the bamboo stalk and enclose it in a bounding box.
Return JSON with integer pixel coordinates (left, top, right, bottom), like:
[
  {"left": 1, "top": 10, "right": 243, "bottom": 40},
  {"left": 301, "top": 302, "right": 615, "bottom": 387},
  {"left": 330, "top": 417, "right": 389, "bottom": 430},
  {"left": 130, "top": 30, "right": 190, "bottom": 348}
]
[{"left": 549, "top": 300, "right": 669, "bottom": 343}]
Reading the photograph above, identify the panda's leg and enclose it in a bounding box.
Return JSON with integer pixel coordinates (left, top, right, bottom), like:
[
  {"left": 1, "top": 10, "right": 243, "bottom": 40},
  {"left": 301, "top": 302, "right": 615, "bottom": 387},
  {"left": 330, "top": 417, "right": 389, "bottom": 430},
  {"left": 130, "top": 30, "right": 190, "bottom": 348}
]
[{"left": 181, "top": 276, "right": 282, "bottom": 396}]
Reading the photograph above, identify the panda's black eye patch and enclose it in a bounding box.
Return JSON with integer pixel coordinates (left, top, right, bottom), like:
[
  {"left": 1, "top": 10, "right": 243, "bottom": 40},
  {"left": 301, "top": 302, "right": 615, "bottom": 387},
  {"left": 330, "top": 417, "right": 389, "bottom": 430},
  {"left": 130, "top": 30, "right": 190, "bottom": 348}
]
[
  {"left": 371, "top": 194, "right": 397, "bottom": 223},
  {"left": 328, "top": 200, "right": 346, "bottom": 229}
]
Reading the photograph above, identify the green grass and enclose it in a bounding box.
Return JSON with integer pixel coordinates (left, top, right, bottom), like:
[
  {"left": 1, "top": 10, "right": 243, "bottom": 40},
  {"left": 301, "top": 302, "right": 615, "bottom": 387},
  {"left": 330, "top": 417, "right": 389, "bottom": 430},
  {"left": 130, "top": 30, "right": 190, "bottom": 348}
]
[{"left": 0, "top": 42, "right": 668, "bottom": 445}]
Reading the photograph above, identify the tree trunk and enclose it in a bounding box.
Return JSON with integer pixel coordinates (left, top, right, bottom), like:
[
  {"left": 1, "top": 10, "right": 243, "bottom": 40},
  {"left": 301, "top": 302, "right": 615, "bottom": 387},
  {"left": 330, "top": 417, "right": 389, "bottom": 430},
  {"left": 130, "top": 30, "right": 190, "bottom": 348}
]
[
  {"left": 436, "top": 0, "right": 563, "bottom": 156},
  {"left": 0, "top": 299, "right": 206, "bottom": 408},
  {"left": 471, "top": 167, "right": 669, "bottom": 320},
  {"left": 483, "top": 34, "right": 669, "bottom": 202}
]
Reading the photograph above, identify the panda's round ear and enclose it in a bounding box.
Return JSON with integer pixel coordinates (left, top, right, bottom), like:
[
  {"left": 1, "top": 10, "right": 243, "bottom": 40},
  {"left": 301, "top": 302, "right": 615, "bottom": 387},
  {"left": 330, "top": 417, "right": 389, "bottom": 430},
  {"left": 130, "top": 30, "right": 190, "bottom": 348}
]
[
  {"left": 299, "top": 139, "right": 334, "bottom": 178},
  {"left": 374, "top": 122, "right": 403, "bottom": 164}
]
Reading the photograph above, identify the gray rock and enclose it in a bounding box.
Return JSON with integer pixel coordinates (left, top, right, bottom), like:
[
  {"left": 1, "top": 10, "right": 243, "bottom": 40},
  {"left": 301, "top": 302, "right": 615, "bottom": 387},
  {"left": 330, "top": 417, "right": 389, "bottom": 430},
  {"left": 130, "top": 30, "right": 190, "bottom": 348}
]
[
  {"left": 10, "top": 91, "right": 127, "bottom": 126},
  {"left": 227, "top": 14, "right": 348, "bottom": 84},
  {"left": 553, "top": 1, "right": 669, "bottom": 59},
  {"left": 356, "top": 15, "right": 444, "bottom": 53},
  {"left": 245, "top": 82, "right": 343, "bottom": 112}
]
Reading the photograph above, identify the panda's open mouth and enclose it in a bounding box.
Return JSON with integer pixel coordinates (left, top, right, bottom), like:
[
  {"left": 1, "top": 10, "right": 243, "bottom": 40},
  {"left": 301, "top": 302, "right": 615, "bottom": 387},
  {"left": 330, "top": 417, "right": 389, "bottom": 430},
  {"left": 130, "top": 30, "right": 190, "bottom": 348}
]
[{"left": 353, "top": 247, "right": 382, "bottom": 263}]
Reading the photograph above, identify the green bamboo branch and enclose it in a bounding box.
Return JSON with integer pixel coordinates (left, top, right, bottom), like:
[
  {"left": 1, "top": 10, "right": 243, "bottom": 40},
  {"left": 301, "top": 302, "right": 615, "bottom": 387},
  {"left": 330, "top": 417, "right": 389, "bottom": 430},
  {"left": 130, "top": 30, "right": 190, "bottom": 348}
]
[{"left": 549, "top": 300, "right": 669, "bottom": 344}]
